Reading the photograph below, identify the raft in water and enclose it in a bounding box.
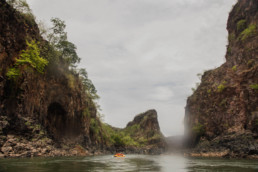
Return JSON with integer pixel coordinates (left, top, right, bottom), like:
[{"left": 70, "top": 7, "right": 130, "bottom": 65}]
[{"left": 114, "top": 153, "right": 125, "bottom": 157}]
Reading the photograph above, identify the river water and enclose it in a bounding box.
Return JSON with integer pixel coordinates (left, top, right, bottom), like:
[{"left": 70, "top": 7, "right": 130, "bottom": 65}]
[{"left": 0, "top": 154, "right": 257, "bottom": 172}]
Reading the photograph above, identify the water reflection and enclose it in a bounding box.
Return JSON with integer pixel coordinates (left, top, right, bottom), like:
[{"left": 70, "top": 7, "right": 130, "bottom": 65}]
[
  {"left": 185, "top": 157, "right": 258, "bottom": 172},
  {"left": 0, "top": 154, "right": 257, "bottom": 172}
]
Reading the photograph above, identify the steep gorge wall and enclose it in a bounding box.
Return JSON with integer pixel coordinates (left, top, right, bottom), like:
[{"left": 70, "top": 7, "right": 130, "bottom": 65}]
[
  {"left": 185, "top": 0, "right": 258, "bottom": 158},
  {"left": 0, "top": 0, "right": 104, "bottom": 157}
]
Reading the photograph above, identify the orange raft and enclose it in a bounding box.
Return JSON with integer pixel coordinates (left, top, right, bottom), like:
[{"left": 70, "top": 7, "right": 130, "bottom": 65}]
[{"left": 114, "top": 153, "right": 125, "bottom": 157}]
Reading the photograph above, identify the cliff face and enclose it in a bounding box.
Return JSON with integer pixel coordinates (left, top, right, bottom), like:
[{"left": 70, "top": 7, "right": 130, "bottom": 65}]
[
  {"left": 185, "top": 0, "right": 258, "bottom": 158},
  {"left": 125, "top": 110, "right": 167, "bottom": 153},
  {"left": 102, "top": 110, "right": 167, "bottom": 154},
  {"left": 0, "top": 1, "right": 166, "bottom": 157},
  {"left": 0, "top": 1, "right": 104, "bottom": 157}
]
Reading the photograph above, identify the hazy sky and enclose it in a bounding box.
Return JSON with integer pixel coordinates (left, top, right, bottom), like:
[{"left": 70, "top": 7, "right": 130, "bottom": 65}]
[{"left": 27, "top": 0, "right": 236, "bottom": 136}]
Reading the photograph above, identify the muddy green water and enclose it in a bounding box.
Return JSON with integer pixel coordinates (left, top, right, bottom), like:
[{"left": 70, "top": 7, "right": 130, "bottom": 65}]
[{"left": 0, "top": 154, "right": 257, "bottom": 172}]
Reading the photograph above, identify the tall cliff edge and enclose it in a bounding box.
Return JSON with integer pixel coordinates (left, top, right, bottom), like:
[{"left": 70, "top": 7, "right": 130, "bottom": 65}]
[{"left": 185, "top": 0, "right": 258, "bottom": 158}]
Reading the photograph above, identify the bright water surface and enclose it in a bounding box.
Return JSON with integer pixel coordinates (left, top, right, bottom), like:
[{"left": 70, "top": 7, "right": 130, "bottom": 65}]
[{"left": 0, "top": 154, "right": 257, "bottom": 172}]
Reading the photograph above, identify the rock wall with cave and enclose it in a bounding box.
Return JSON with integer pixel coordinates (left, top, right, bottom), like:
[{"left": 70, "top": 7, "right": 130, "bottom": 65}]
[
  {"left": 0, "top": 0, "right": 104, "bottom": 157},
  {"left": 184, "top": 0, "right": 258, "bottom": 158}
]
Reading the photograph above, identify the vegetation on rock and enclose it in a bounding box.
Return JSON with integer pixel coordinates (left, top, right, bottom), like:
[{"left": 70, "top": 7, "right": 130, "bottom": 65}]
[
  {"left": 237, "top": 19, "right": 246, "bottom": 32},
  {"left": 7, "top": 40, "right": 48, "bottom": 80},
  {"left": 192, "top": 123, "right": 205, "bottom": 136},
  {"left": 239, "top": 24, "right": 257, "bottom": 41},
  {"left": 250, "top": 84, "right": 258, "bottom": 90}
]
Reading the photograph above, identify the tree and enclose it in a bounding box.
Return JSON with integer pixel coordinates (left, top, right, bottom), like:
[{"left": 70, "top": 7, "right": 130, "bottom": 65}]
[
  {"left": 79, "top": 68, "right": 99, "bottom": 100},
  {"left": 48, "top": 18, "right": 81, "bottom": 66}
]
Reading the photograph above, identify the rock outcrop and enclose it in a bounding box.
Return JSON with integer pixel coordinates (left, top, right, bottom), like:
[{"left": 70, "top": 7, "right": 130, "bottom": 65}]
[
  {"left": 124, "top": 110, "right": 167, "bottom": 154},
  {"left": 184, "top": 0, "right": 258, "bottom": 158},
  {"left": 101, "top": 110, "right": 167, "bottom": 155}
]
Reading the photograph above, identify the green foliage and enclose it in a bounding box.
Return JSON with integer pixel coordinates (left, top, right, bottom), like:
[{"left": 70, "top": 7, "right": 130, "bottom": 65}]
[
  {"left": 217, "top": 84, "right": 225, "bottom": 92},
  {"left": 150, "top": 133, "right": 162, "bottom": 140},
  {"left": 79, "top": 68, "right": 99, "bottom": 100},
  {"left": 66, "top": 73, "right": 75, "bottom": 89},
  {"left": 17, "top": 40, "right": 48, "bottom": 73},
  {"left": 82, "top": 108, "right": 90, "bottom": 118},
  {"left": 228, "top": 33, "right": 235, "bottom": 42},
  {"left": 111, "top": 134, "right": 125, "bottom": 147},
  {"left": 102, "top": 124, "right": 139, "bottom": 147},
  {"left": 42, "top": 17, "right": 99, "bottom": 110},
  {"left": 124, "top": 124, "right": 140, "bottom": 136},
  {"left": 45, "top": 18, "right": 100, "bottom": 105},
  {"left": 138, "top": 136, "right": 148, "bottom": 144},
  {"left": 90, "top": 118, "right": 99, "bottom": 135},
  {"left": 217, "top": 81, "right": 226, "bottom": 92},
  {"left": 48, "top": 18, "right": 81, "bottom": 65},
  {"left": 227, "top": 46, "right": 231, "bottom": 54},
  {"left": 239, "top": 24, "right": 257, "bottom": 41},
  {"left": 250, "top": 84, "right": 258, "bottom": 90},
  {"left": 207, "top": 89, "right": 212, "bottom": 94},
  {"left": 237, "top": 19, "right": 246, "bottom": 32},
  {"left": 122, "top": 135, "right": 139, "bottom": 146},
  {"left": 232, "top": 65, "right": 237, "bottom": 72},
  {"left": 6, "top": 40, "right": 48, "bottom": 80},
  {"left": 192, "top": 123, "right": 205, "bottom": 136},
  {"left": 90, "top": 118, "right": 102, "bottom": 142},
  {"left": 247, "top": 59, "right": 255, "bottom": 66},
  {"left": 6, "top": 68, "right": 21, "bottom": 80},
  {"left": 25, "top": 121, "right": 31, "bottom": 126},
  {"left": 40, "top": 41, "right": 61, "bottom": 65}
]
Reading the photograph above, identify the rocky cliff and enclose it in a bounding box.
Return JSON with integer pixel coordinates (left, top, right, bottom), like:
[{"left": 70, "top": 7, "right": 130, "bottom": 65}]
[
  {"left": 124, "top": 110, "right": 167, "bottom": 153},
  {"left": 0, "top": 0, "right": 105, "bottom": 157},
  {"left": 185, "top": 0, "right": 258, "bottom": 158},
  {"left": 102, "top": 110, "right": 167, "bottom": 154},
  {"left": 0, "top": 0, "right": 166, "bottom": 158}
]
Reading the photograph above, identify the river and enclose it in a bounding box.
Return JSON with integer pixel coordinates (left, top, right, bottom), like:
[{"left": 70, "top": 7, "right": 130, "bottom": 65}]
[{"left": 0, "top": 154, "right": 257, "bottom": 172}]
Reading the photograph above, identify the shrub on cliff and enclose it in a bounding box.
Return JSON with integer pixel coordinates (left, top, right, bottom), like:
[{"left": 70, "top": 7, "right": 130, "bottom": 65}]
[
  {"left": 237, "top": 19, "right": 246, "bottom": 32},
  {"left": 239, "top": 24, "right": 257, "bottom": 41},
  {"left": 250, "top": 84, "right": 258, "bottom": 90},
  {"left": 217, "top": 81, "right": 227, "bottom": 92},
  {"left": 192, "top": 123, "right": 205, "bottom": 136},
  {"left": 7, "top": 40, "right": 48, "bottom": 79}
]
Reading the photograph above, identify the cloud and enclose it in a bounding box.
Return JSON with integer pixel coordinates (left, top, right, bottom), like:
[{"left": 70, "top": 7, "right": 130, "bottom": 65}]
[{"left": 27, "top": 0, "right": 237, "bottom": 136}]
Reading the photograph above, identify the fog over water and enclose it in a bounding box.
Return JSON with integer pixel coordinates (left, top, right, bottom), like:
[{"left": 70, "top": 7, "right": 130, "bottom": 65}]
[{"left": 27, "top": 0, "right": 237, "bottom": 136}]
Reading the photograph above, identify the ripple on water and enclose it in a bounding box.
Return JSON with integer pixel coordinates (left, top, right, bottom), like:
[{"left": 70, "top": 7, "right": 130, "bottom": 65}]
[{"left": 0, "top": 154, "right": 257, "bottom": 172}]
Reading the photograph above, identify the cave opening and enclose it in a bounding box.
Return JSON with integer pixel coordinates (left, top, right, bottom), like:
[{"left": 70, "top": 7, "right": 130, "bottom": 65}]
[
  {"left": 46, "top": 102, "right": 83, "bottom": 141},
  {"left": 47, "top": 102, "right": 67, "bottom": 140}
]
